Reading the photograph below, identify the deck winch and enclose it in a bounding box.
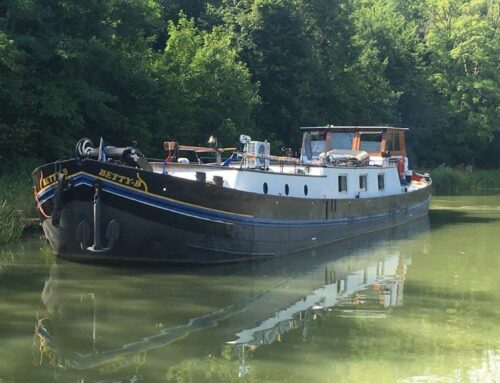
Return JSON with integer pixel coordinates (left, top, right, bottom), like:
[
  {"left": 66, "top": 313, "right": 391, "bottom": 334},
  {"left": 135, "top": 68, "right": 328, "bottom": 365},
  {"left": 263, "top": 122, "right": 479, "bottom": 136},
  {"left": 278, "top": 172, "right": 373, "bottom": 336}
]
[{"left": 75, "top": 138, "right": 152, "bottom": 171}]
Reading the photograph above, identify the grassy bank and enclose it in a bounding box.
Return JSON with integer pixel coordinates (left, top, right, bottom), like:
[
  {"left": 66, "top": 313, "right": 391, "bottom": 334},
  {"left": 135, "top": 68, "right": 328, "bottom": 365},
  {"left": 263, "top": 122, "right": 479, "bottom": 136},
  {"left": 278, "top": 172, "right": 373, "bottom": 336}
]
[
  {"left": 426, "top": 167, "right": 500, "bottom": 195},
  {"left": 0, "top": 160, "right": 38, "bottom": 244},
  {"left": 0, "top": 201, "right": 24, "bottom": 243}
]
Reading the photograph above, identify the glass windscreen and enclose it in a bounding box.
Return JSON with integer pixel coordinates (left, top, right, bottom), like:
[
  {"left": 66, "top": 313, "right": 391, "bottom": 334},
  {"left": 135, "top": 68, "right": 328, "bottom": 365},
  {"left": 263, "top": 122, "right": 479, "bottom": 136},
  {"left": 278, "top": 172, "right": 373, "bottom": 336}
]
[
  {"left": 385, "top": 132, "right": 401, "bottom": 152},
  {"left": 331, "top": 133, "right": 355, "bottom": 150},
  {"left": 303, "top": 132, "right": 327, "bottom": 159},
  {"left": 359, "top": 133, "right": 382, "bottom": 152}
]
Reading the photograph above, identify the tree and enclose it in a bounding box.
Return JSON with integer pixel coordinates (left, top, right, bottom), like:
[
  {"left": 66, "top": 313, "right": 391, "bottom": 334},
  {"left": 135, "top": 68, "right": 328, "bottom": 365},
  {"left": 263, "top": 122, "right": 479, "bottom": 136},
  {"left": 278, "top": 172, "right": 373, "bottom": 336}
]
[
  {"left": 424, "top": 0, "right": 500, "bottom": 165},
  {"left": 0, "top": 0, "right": 163, "bottom": 160},
  {"left": 154, "top": 14, "right": 259, "bottom": 146},
  {"left": 0, "top": 0, "right": 498, "bottom": 166}
]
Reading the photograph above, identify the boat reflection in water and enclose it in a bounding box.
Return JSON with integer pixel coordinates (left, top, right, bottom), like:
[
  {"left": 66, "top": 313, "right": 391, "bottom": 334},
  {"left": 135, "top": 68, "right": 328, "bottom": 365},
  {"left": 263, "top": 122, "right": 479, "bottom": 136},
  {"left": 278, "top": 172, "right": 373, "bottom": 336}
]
[{"left": 34, "top": 218, "right": 429, "bottom": 382}]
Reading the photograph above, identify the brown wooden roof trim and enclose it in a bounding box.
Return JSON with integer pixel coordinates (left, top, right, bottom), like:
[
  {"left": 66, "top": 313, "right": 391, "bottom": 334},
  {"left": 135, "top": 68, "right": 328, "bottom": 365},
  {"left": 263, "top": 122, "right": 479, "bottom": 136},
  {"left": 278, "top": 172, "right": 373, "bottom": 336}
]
[{"left": 300, "top": 126, "right": 409, "bottom": 132}]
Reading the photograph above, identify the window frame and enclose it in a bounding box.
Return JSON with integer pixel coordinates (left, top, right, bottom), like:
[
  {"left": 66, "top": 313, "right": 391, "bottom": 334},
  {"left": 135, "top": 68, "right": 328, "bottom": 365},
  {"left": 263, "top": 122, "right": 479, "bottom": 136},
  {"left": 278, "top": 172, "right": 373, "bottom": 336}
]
[
  {"left": 378, "top": 173, "right": 385, "bottom": 191},
  {"left": 359, "top": 174, "right": 368, "bottom": 192},
  {"left": 338, "top": 174, "right": 348, "bottom": 193}
]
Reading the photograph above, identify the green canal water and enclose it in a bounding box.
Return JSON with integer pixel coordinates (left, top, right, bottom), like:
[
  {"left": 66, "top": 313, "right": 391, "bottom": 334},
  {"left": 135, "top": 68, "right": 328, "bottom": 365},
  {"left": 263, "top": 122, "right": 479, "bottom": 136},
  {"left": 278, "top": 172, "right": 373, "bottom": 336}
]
[{"left": 0, "top": 195, "right": 499, "bottom": 383}]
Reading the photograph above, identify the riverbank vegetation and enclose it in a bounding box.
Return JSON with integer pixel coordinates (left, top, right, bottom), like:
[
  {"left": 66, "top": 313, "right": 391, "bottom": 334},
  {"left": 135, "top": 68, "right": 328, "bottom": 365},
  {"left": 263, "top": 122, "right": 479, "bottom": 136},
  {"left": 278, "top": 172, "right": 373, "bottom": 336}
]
[
  {"left": 0, "top": 201, "right": 23, "bottom": 243},
  {"left": 0, "top": 160, "right": 38, "bottom": 243},
  {"left": 428, "top": 167, "right": 500, "bottom": 195}
]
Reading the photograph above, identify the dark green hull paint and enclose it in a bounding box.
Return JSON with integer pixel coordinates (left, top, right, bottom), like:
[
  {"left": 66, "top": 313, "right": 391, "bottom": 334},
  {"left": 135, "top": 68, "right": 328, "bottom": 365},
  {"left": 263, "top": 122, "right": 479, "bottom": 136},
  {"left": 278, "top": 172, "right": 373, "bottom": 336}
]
[{"left": 33, "top": 159, "right": 431, "bottom": 263}]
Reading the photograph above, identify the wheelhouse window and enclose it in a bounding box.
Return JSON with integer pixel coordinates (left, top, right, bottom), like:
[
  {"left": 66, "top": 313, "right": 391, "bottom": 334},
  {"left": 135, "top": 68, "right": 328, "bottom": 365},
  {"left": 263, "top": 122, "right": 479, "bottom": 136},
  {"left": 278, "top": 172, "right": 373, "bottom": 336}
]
[
  {"left": 331, "top": 132, "right": 355, "bottom": 150},
  {"left": 359, "top": 175, "right": 368, "bottom": 191},
  {"left": 338, "top": 175, "right": 348, "bottom": 193},
  {"left": 378, "top": 174, "right": 385, "bottom": 191},
  {"left": 302, "top": 131, "right": 327, "bottom": 160},
  {"left": 385, "top": 132, "right": 401, "bottom": 153},
  {"left": 359, "top": 133, "right": 382, "bottom": 152}
]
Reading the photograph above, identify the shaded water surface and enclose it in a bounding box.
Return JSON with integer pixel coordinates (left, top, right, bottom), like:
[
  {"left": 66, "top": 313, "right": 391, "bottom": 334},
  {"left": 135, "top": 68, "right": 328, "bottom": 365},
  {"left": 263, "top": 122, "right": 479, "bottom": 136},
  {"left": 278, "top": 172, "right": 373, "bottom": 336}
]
[{"left": 0, "top": 195, "right": 499, "bottom": 383}]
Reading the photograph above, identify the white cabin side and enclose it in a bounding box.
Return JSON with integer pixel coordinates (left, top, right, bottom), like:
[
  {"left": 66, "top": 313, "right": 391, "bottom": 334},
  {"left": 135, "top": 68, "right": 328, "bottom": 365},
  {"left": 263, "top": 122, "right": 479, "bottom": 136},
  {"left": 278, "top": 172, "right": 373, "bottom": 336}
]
[
  {"left": 159, "top": 126, "right": 426, "bottom": 200},
  {"left": 163, "top": 162, "right": 408, "bottom": 200},
  {"left": 229, "top": 165, "right": 404, "bottom": 199}
]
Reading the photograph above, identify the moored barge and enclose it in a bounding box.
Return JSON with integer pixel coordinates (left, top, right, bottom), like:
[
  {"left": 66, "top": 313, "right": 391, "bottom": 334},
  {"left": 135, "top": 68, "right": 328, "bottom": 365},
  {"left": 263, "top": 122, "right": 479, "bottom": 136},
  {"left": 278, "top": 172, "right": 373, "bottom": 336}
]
[{"left": 32, "top": 126, "right": 431, "bottom": 263}]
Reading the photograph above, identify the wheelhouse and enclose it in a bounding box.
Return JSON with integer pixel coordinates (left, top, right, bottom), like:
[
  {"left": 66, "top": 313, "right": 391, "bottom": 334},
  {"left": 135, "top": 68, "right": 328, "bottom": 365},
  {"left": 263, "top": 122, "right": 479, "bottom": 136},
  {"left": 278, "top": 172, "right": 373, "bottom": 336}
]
[{"left": 300, "top": 125, "right": 408, "bottom": 162}]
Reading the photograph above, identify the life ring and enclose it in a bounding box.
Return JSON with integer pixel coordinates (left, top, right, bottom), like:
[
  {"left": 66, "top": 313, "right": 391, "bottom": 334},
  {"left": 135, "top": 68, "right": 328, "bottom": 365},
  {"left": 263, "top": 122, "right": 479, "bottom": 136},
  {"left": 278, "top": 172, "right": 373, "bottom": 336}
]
[{"left": 397, "top": 157, "right": 405, "bottom": 179}]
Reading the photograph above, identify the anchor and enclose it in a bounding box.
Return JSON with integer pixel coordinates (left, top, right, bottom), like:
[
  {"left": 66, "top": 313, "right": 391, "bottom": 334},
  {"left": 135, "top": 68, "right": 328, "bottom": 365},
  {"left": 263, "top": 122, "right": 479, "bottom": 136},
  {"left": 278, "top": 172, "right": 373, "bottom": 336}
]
[
  {"left": 51, "top": 173, "right": 66, "bottom": 227},
  {"left": 77, "top": 182, "right": 120, "bottom": 253}
]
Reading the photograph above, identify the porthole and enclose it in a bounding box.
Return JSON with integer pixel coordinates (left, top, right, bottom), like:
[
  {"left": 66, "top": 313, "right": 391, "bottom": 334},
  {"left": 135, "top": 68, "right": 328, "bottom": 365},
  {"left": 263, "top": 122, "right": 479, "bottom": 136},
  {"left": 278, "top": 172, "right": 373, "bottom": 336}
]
[
  {"left": 285, "top": 184, "right": 289, "bottom": 195},
  {"left": 304, "top": 185, "right": 308, "bottom": 196},
  {"left": 263, "top": 182, "right": 268, "bottom": 194}
]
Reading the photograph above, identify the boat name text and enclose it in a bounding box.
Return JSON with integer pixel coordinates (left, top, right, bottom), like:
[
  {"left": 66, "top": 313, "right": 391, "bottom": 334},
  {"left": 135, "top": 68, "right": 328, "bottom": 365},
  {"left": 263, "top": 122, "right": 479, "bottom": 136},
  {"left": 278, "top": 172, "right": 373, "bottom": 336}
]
[
  {"left": 98, "top": 169, "right": 148, "bottom": 192},
  {"left": 40, "top": 168, "right": 69, "bottom": 188}
]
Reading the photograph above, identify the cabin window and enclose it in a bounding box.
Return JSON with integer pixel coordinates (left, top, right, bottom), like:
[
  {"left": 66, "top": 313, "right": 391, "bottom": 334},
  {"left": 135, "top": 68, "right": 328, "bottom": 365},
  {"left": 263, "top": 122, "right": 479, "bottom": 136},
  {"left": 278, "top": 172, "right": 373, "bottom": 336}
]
[
  {"left": 359, "top": 175, "right": 368, "bottom": 191},
  {"left": 304, "top": 185, "right": 308, "bottom": 196},
  {"left": 385, "top": 132, "right": 392, "bottom": 153},
  {"left": 263, "top": 182, "right": 268, "bottom": 194},
  {"left": 359, "top": 133, "right": 382, "bottom": 152},
  {"left": 303, "top": 131, "right": 327, "bottom": 160},
  {"left": 386, "top": 132, "right": 401, "bottom": 152},
  {"left": 331, "top": 132, "right": 355, "bottom": 150},
  {"left": 285, "top": 184, "right": 289, "bottom": 195},
  {"left": 393, "top": 133, "right": 401, "bottom": 151},
  {"left": 338, "top": 175, "right": 348, "bottom": 193},
  {"left": 378, "top": 174, "right": 385, "bottom": 190}
]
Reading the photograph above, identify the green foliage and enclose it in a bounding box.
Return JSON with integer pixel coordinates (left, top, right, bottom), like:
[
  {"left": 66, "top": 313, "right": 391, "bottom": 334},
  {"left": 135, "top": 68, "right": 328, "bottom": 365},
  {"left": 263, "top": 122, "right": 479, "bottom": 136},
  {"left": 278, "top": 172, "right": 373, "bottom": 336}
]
[
  {"left": 423, "top": 0, "right": 500, "bottom": 166},
  {"left": 211, "top": 0, "right": 322, "bottom": 146},
  {"left": 0, "top": 162, "right": 36, "bottom": 242},
  {"left": 0, "top": 0, "right": 498, "bottom": 166},
  {"left": 0, "top": 158, "right": 37, "bottom": 242},
  {"left": 0, "top": 158, "right": 38, "bottom": 217},
  {"left": 0, "top": 0, "right": 164, "bottom": 159},
  {"left": 429, "top": 167, "right": 500, "bottom": 195},
  {"left": 154, "top": 14, "right": 259, "bottom": 146},
  {"left": 0, "top": 201, "right": 24, "bottom": 244}
]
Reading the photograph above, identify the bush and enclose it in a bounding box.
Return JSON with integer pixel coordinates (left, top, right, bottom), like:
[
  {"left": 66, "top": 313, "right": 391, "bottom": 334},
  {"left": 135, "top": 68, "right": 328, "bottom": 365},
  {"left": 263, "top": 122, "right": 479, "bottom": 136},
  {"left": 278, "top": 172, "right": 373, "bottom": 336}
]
[
  {"left": 0, "top": 158, "right": 38, "bottom": 242},
  {"left": 428, "top": 167, "right": 500, "bottom": 195},
  {"left": 0, "top": 200, "right": 24, "bottom": 243},
  {"left": 0, "top": 158, "right": 37, "bottom": 217}
]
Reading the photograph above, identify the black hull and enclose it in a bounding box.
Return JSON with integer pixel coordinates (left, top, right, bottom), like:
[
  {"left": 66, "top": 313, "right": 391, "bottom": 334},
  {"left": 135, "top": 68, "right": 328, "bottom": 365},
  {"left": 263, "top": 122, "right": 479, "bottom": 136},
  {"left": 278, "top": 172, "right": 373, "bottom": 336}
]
[{"left": 33, "top": 159, "right": 431, "bottom": 264}]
